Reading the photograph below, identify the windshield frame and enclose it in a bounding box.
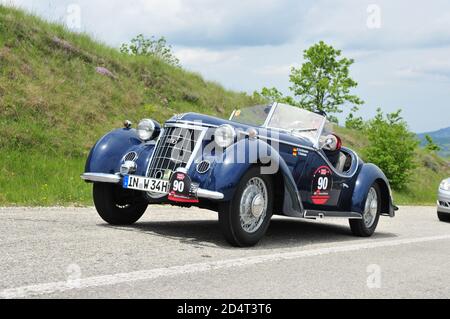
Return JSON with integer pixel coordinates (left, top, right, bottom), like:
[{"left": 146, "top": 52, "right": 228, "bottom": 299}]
[{"left": 230, "top": 102, "right": 327, "bottom": 148}]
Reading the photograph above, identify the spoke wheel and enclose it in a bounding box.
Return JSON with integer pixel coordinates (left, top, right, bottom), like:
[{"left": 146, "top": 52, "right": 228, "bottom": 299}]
[
  {"left": 349, "top": 183, "right": 381, "bottom": 237},
  {"left": 239, "top": 177, "right": 268, "bottom": 233},
  {"left": 218, "top": 167, "right": 274, "bottom": 247},
  {"left": 363, "top": 187, "right": 378, "bottom": 228}
]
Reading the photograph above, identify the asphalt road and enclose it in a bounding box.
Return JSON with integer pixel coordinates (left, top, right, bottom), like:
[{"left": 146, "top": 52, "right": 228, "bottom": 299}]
[{"left": 0, "top": 205, "right": 449, "bottom": 299}]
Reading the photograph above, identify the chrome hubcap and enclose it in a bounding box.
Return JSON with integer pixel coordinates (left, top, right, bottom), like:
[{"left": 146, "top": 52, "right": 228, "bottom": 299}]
[
  {"left": 363, "top": 187, "right": 378, "bottom": 228},
  {"left": 251, "top": 194, "right": 264, "bottom": 218},
  {"left": 240, "top": 177, "right": 268, "bottom": 233}
]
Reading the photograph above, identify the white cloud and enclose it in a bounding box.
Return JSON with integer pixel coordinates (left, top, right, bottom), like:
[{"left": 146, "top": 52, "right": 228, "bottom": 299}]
[
  {"left": 176, "top": 48, "right": 240, "bottom": 65},
  {"left": 256, "top": 64, "right": 298, "bottom": 76}
]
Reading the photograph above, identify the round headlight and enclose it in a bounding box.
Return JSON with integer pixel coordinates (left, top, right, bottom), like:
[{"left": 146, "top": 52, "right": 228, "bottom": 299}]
[
  {"left": 137, "top": 119, "right": 157, "bottom": 141},
  {"left": 214, "top": 124, "right": 236, "bottom": 148}
]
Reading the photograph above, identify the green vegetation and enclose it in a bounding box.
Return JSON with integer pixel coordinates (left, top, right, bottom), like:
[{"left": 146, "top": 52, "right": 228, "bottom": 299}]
[
  {"left": 254, "top": 41, "right": 363, "bottom": 123},
  {"left": 336, "top": 126, "right": 450, "bottom": 205},
  {"left": 424, "top": 135, "right": 441, "bottom": 152},
  {"left": 0, "top": 5, "right": 258, "bottom": 206},
  {"left": 362, "top": 109, "right": 418, "bottom": 190},
  {"left": 418, "top": 128, "right": 450, "bottom": 157},
  {"left": 120, "top": 34, "right": 180, "bottom": 67},
  {"left": 253, "top": 40, "right": 449, "bottom": 203}
]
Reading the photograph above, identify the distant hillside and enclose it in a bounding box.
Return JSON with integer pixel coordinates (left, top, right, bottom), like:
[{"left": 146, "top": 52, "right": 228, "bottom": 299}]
[{"left": 418, "top": 127, "right": 450, "bottom": 158}]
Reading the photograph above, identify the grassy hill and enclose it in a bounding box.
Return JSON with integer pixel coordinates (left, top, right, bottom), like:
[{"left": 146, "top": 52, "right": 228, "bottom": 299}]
[
  {"left": 0, "top": 5, "right": 448, "bottom": 206},
  {"left": 0, "top": 5, "right": 258, "bottom": 205}
]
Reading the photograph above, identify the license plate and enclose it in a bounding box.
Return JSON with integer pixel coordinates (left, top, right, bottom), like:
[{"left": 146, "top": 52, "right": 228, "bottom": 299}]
[{"left": 122, "top": 175, "right": 170, "bottom": 194}]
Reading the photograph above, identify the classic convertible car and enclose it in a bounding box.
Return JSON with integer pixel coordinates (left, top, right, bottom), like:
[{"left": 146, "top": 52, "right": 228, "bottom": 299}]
[{"left": 81, "top": 103, "right": 396, "bottom": 246}]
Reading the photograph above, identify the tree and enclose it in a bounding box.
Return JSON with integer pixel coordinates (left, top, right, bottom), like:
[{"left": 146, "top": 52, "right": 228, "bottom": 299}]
[
  {"left": 363, "top": 108, "right": 418, "bottom": 190},
  {"left": 252, "top": 87, "right": 297, "bottom": 105},
  {"left": 290, "top": 41, "right": 363, "bottom": 122},
  {"left": 424, "top": 135, "right": 441, "bottom": 152},
  {"left": 120, "top": 34, "right": 180, "bottom": 67},
  {"left": 255, "top": 41, "right": 363, "bottom": 123}
]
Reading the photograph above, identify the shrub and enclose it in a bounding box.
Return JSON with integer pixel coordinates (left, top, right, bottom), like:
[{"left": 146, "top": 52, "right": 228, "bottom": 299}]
[
  {"left": 363, "top": 108, "right": 418, "bottom": 190},
  {"left": 120, "top": 34, "right": 180, "bottom": 67},
  {"left": 424, "top": 135, "right": 441, "bottom": 152},
  {"left": 345, "top": 107, "right": 364, "bottom": 130}
]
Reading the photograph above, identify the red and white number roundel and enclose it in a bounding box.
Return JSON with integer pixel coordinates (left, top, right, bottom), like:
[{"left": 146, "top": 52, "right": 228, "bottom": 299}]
[{"left": 311, "top": 166, "right": 333, "bottom": 205}]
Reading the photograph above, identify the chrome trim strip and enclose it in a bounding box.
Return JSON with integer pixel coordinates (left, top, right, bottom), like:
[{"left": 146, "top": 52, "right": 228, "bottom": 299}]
[
  {"left": 316, "top": 147, "right": 360, "bottom": 179},
  {"left": 81, "top": 173, "right": 121, "bottom": 184},
  {"left": 229, "top": 110, "right": 236, "bottom": 121},
  {"left": 259, "top": 133, "right": 359, "bottom": 178},
  {"left": 257, "top": 135, "right": 316, "bottom": 152},
  {"left": 145, "top": 127, "right": 165, "bottom": 177},
  {"left": 186, "top": 128, "right": 207, "bottom": 169},
  {"left": 165, "top": 121, "right": 218, "bottom": 129},
  {"left": 262, "top": 102, "right": 278, "bottom": 128},
  {"left": 315, "top": 116, "right": 327, "bottom": 149},
  {"left": 304, "top": 210, "right": 362, "bottom": 219},
  {"left": 196, "top": 188, "right": 224, "bottom": 200}
]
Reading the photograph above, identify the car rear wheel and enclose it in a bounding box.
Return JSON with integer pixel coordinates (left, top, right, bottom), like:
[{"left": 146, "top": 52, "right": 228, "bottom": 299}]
[
  {"left": 349, "top": 183, "right": 381, "bottom": 237},
  {"left": 93, "top": 183, "right": 148, "bottom": 225},
  {"left": 218, "top": 167, "right": 274, "bottom": 247},
  {"left": 438, "top": 212, "right": 450, "bottom": 222}
]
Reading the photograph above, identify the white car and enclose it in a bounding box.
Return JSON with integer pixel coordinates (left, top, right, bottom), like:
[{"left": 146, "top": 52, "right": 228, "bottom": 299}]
[{"left": 438, "top": 178, "right": 450, "bottom": 222}]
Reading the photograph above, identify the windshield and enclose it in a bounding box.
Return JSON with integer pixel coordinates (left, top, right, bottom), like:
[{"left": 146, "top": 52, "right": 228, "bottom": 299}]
[
  {"left": 230, "top": 104, "right": 272, "bottom": 126},
  {"left": 268, "top": 103, "right": 326, "bottom": 144},
  {"left": 230, "top": 103, "right": 328, "bottom": 145}
]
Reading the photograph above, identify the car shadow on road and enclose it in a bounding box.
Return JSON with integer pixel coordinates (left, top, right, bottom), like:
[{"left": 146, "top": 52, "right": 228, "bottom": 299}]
[{"left": 100, "top": 216, "right": 397, "bottom": 250}]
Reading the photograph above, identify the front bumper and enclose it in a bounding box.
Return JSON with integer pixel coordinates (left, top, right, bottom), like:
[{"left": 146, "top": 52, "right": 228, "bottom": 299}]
[
  {"left": 437, "top": 188, "right": 450, "bottom": 214},
  {"left": 81, "top": 173, "right": 224, "bottom": 200}
]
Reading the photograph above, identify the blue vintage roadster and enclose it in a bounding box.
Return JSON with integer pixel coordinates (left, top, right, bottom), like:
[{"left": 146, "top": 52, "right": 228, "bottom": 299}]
[{"left": 82, "top": 103, "right": 396, "bottom": 246}]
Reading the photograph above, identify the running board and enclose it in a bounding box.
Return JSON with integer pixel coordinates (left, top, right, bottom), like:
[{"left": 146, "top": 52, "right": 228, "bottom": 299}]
[{"left": 304, "top": 210, "right": 362, "bottom": 220}]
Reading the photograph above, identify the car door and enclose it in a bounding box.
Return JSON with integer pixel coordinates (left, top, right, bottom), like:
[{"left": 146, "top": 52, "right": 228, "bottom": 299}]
[{"left": 297, "top": 150, "right": 348, "bottom": 211}]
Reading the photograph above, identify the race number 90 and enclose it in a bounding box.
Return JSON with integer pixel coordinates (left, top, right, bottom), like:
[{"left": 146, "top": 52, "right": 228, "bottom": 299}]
[
  {"left": 317, "top": 176, "right": 329, "bottom": 190},
  {"left": 312, "top": 165, "right": 333, "bottom": 195},
  {"left": 172, "top": 180, "right": 185, "bottom": 193}
]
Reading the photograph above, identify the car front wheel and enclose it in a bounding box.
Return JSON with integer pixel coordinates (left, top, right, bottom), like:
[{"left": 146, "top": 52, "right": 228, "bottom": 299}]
[
  {"left": 93, "top": 183, "right": 148, "bottom": 225},
  {"left": 218, "top": 167, "right": 274, "bottom": 247},
  {"left": 349, "top": 183, "right": 381, "bottom": 237}
]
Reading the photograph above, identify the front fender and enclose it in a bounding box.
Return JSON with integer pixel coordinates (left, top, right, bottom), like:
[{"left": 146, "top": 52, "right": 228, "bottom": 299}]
[
  {"left": 84, "top": 128, "right": 143, "bottom": 174},
  {"left": 351, "top": 163, "right": 395, "bottom": 216},
  {"left": 198, "top": 138, "right": 303, "bottom": 215}
]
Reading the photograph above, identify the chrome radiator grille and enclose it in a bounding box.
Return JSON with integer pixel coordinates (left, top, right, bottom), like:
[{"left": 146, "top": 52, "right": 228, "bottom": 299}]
[{"left": 147, "top": 126, "right": 202, "bottom": 179}]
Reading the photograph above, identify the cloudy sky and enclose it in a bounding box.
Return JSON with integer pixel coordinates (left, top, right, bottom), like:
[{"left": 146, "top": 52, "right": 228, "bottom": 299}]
[{"left": 2, "top": 0, "right": 450, "bottom": 132}]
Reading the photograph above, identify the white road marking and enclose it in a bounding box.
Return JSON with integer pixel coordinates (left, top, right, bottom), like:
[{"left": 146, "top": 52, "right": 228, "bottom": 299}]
[{"left": 2, "top": 234, "right": 450, "bottom": 298}]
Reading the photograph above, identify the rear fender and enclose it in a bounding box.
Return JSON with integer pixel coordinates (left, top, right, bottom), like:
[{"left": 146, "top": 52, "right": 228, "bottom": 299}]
[{"left": 351, "top": 163, "right": 395, "bottom": 217}]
